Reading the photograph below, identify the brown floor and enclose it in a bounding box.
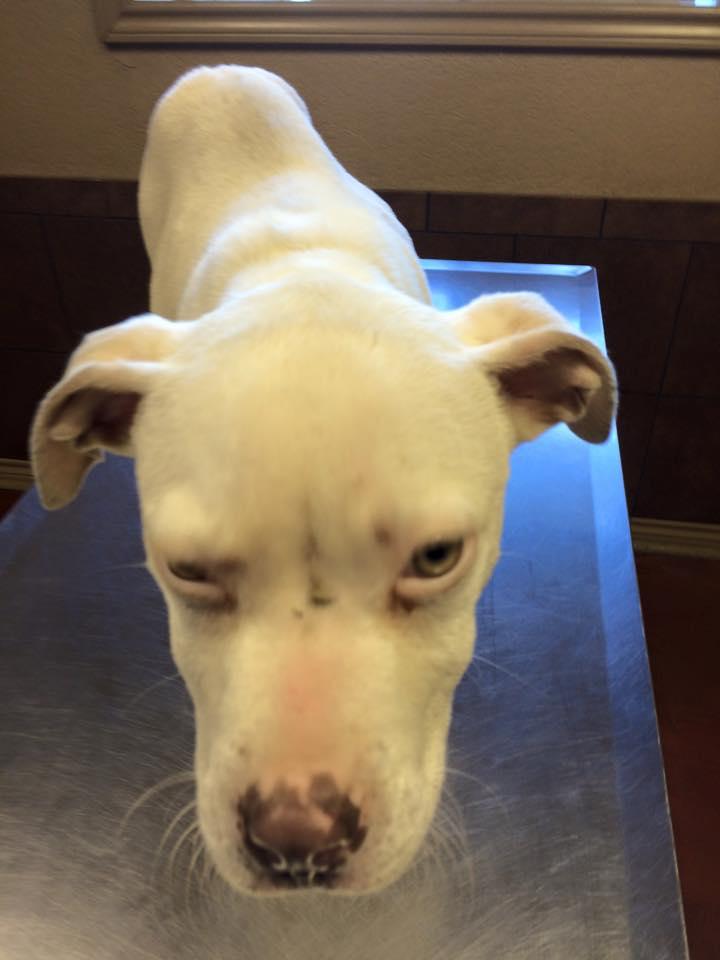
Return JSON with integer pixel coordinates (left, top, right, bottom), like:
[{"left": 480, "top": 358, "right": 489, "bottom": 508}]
[
  {"left": 1, "top": 488, "right": 717, "bottom": 957},
  {"left": 635, "top": 553, "right": 720, "bottom": 960},
  {"left": 0, "top": 489, "right": 22, "bottom": 515}
]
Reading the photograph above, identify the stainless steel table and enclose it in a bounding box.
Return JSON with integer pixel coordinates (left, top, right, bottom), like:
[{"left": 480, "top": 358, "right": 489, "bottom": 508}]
[{"left": 0, "top": 261, "right": 688, "bottom": 959}]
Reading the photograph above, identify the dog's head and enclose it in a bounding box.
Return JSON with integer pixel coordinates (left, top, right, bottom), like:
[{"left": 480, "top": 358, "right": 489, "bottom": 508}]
[{"left": 31, "top": 279, "right": 615, "bottom": 895}]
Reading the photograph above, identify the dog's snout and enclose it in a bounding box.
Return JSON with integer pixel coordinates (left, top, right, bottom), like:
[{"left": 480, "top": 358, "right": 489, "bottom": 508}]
[{"left": 237, "top": 775, "right": 367, "bottom": 889}]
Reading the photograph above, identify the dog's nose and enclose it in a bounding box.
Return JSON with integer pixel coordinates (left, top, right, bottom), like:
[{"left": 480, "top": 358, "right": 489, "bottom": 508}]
[{"left": 237, "top": 775, "right": 367, "bottom": 889}]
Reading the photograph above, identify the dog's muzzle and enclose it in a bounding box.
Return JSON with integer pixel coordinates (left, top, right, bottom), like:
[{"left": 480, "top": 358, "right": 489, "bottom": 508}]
[{"left": 237, "top": 774, "right": 367, "bottom": 889}]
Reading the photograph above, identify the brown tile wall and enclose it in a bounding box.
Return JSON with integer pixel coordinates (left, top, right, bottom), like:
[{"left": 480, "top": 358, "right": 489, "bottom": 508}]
[
  {"left": 411, "top": 193, "right": 720, "bottom": 526},
  {"left": 2, "top": 179, "right": 718, "bottom": 524}
]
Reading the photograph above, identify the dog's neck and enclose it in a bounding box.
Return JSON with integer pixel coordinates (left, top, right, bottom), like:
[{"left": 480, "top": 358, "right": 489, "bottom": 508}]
[{"left": 182, "top": 248, "right": 407, "bottom": 321}]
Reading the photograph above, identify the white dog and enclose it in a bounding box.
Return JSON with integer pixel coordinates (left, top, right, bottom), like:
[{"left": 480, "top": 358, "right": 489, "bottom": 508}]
[{"left": 31, "top": 66, "right": 616, "bottom": 897}]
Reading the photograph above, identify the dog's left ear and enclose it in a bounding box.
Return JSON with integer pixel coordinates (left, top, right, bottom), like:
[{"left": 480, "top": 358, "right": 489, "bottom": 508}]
[
  {"left": 31, "top": 313, "right": 186, "bottom": 510},
  {"left": 450, "top": 292, "right": 617, "bottom": 445}
]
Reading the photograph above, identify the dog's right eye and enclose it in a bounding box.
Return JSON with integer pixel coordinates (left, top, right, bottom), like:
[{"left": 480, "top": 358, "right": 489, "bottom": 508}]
[{"left": 167, "top": 561, "right": 210, "bottom": 583}]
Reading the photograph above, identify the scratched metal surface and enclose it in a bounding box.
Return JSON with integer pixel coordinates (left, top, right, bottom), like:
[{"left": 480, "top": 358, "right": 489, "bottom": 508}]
[{"left": 0, "top": 262, "right": 687, "bottom": 960}]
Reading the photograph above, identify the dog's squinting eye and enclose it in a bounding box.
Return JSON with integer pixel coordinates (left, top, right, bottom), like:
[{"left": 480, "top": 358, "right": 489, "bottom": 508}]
[
  {"left": 408, "top": 540, "right": 464, "bottom": 578},
  {"left": 167, "top": 561, "right": 210, "bottom": 583},
  {"left": 164, "top": 559, "right": 234, "bottom": 610}
]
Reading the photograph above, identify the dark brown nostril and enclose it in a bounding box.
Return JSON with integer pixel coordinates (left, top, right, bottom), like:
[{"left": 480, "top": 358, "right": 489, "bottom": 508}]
[{"left": 237, "top": 776, "right": 367, "bottom": 888}]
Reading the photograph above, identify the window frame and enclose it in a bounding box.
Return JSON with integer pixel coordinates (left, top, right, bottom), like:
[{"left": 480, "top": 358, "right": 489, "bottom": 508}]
[{"left": 95, "top": 0, "right": 720, "bottom": 51}]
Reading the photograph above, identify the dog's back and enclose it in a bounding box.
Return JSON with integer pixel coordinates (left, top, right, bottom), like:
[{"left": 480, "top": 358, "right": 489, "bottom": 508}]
[{"left": 139, "top": 66, "right": 429, "bottom": 319}]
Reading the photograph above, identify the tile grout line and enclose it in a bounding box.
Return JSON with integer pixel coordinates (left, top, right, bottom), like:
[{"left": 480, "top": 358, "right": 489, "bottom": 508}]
[
  {"left": 631, "top": 242, "right": 695, "bottom": 516},
  {"left": 38, "top": 215, "right": 76, "bottom": 351},
  {"left": 599, "top": 197, "right": 608, "bottom": 238},
  {"left": 656, "top": 243, "right": 695, "bottom": 396}
]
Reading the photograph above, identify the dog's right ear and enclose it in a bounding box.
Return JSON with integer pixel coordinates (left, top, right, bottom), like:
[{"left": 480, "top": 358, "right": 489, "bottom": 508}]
[{"left": 31, "top": 314, "right": 186, "bottom": 511}]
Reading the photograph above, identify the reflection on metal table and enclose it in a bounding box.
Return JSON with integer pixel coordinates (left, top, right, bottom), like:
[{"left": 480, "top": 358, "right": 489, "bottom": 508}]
[{"left": 0, "top": 260, "right": 687, "bottom": 959}]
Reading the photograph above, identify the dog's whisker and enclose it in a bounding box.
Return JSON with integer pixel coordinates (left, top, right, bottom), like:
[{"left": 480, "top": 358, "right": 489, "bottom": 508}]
[
  {"left": 201, "top": 845, "right": 218, "bottom": 891},
  {"left": 157, "top": 798, "right": 198, "bottom": 858},
  {"left": 414, "top": 771, "right": 472, "bottom": 893},
  {"left": 444, "top": 762, "right": 513, "bottom": 820},
  {"left": 93, "top": 561, "right": 149, "bottom": 573},
  {"left": 495, "top": 732, "right": 609, "bottom": 769},
  {"left": 423, "top": 836, "right": 453, "bottom": 902},
  {"left": 444, "top": 763, "right": 486, "bottom": 787},
  {"left": 433, "top": 807, "right": 467, "bottom": 858},
  {"left": 439, "top": 777, "right": 476, "bottom": 844},
  {"left": 123, "top": 672, "right": 183, "bottom": 712},
  {"left": 195, "top": 842, "right": 215, "bottom": 896},
  {"left": 470, "top": 652, "right": 540, "bottom": 693},
  {"left": 424, "top": 828, "right": 476, "bottom": 917},
  {"left": 428, "top": 814, "right": 462, "bottom": 872},
  {"left": 201, "top": 853, "right": 213, "bottom": 889},
  {"left": 167, "top": 819, "right": 202, "bottom": 880},
  {"left": 184, "top": 830, "right": 207, "bottom": 907},
  {"left": 118, "top": 770, "right": 195, "bottom": 837}
]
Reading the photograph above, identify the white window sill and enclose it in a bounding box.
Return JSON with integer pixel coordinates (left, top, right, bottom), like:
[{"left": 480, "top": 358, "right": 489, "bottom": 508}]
[{"left": 95, "top": 0, "right": 720, "bottom": 51}]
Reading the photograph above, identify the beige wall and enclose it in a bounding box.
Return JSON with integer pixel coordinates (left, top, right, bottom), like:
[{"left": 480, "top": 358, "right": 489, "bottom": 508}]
[{"left": 2, "top": 0, "right": 719, "bottom": 199}]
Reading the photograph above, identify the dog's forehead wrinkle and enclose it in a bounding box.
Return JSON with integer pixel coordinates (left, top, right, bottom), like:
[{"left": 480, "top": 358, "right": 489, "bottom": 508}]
[
  {"left": 178, "top": 298, "right": 460, "bottom": 390},
  {"left": 304, "top": 528, "right": 318, "bottom": 562},
  {"left": 142, "top": 462, "right": 495, "bottom": 571}
]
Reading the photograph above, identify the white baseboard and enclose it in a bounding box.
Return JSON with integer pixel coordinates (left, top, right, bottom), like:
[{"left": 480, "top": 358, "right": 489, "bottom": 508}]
[
  {"left": 2, "top": 458, "right": 719, "bottom": 560},
  {"left": 630, "top": 518, "right": 720, "bottom": 561},
  {"left": 0, "top": 458, "right": 33, "bottom": 491}
]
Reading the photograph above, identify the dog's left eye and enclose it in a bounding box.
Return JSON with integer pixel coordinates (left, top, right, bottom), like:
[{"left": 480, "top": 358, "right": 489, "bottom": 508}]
[
  {"left": 167, "top": 561, "right": 210, "bottom": 583},
  {"left": 408, "top": 540, "right": 464, "bottom": 578}
]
